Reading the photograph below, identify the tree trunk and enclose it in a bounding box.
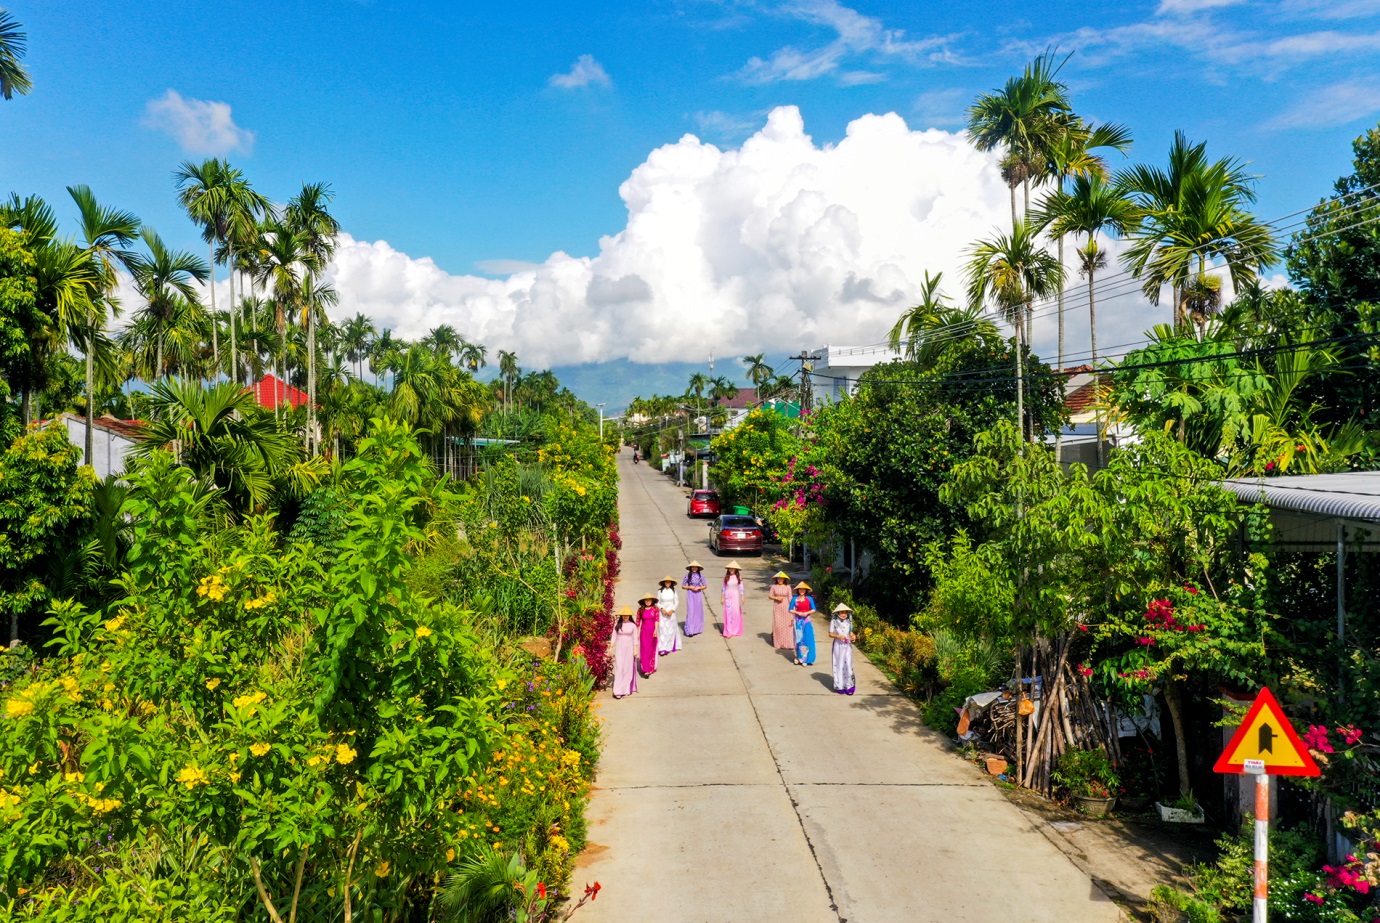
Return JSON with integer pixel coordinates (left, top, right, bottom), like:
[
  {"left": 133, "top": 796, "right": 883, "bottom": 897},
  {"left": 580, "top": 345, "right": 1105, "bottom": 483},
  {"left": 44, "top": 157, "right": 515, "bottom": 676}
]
[
  {"left": 9, "top": 610, "right": 18, "bottom": 646},
  {"left": 1014, "top": 645, "right": 1025, "bottom": 785},
  {"left": 85, "top": 343, "right": 95, "bottom": 466},
  {"left": 1163, "top": 679, "right": 1192, "bottom": 797},
  {"left": 208, "top": 240, "right": 219, "bottom": 381},
  {"left": 1010, "top": 184, "right": 1018, "bottom": 233},
  {"left": 21, "top": 387, "right": 30, "bottom": 427},
  {"left": 1055, "top": 233, "right": 1065, "bottom": 467},
  {"left": 308, "top": 300, "right": 317, "bottom": 455},
  {"left": 1015, "top": 309, "right": 1026, "bottom": 448},
  {"left": 229, "top": 243, "right": 238, "bottom": 385},
  {"left": 1089, "top": 259, "right": 1102, "bottom": 469}
]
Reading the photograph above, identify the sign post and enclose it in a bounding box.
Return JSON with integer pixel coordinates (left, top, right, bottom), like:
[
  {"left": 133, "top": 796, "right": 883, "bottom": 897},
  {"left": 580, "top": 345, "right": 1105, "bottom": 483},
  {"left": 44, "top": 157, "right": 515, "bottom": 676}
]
[{"left": 1213, "top": 688, "right": 1321, "bottom": 923}]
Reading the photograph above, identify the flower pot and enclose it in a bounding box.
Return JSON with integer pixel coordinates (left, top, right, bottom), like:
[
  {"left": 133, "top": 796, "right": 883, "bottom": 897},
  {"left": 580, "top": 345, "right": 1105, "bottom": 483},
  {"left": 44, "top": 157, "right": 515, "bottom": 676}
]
[
  {"left": 1156, "top": 802, "right": 1205, "bottom": 824},
  {"left": 1074, "top": 795, "right": 1116, "bottom": 817}
]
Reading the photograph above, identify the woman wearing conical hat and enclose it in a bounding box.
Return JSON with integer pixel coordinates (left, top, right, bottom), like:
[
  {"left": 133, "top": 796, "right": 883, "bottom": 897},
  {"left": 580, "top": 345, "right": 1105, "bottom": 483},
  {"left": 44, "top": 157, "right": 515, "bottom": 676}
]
[
  {"left": 637, "top": 593, "right": 660, "bottom": 677},
  {"left": 656, "top": 576, "right": 684, "bottom": 656},
  {"left": 721, "top": 563, "right": 744, "bottom": 638},
  {"left": 828, "top": 602, "right": 857, "bottom": 695},
  {"left": 612, "top": 605, "right": 639, "bottom": 699},
  {"left": 682, "top": 561, "right": 707, "bottom": 637},
  {"left": 768, "top": 572, "right": 794, "bottom": 651}
]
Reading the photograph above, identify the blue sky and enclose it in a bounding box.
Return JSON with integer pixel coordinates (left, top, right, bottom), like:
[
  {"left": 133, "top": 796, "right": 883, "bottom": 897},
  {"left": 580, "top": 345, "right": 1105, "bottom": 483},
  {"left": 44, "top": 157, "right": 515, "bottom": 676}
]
[{"left": 5, "top": 1, "right": 1380, "bottom": 406}]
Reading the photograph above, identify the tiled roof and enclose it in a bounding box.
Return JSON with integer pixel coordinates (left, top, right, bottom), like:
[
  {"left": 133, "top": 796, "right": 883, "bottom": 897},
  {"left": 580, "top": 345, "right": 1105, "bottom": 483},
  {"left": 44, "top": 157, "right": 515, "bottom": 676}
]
[
  {"left": 1064, "top": 374, "right": 1111, "bottom": 415},
  {"left": 59, "top": 413, "right": 144, "bottom": 441},
  {"left": 251, "top": 374, "right": 311, "bottom": 409},
  {"left": 717, "top": 388, "right": 758, "bottom": 410}
]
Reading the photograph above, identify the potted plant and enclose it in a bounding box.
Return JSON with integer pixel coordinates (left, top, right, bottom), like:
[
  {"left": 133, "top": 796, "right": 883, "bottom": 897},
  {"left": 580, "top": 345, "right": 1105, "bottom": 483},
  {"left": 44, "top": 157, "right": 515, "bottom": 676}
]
[
  {"left": 1052, "top": 748, "right": 1120, "bottom": 817},
  {"left": 1156, "top": 791, "right": 1205, "bottom": 823}
]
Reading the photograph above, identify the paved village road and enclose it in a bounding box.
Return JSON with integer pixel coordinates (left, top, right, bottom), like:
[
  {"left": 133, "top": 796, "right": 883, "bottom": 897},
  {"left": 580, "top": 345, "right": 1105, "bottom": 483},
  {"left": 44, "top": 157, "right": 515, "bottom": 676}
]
[{"left": 572, "top": 451, "right": 1122, "bottom": 923}]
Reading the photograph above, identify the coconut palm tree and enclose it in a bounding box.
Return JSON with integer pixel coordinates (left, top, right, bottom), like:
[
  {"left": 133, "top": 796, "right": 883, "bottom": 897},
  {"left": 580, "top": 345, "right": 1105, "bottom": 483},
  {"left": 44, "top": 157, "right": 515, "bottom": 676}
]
[
  {"left": 966, "top": 220, "right": 1066, "bottom": 444},
  {"left": 128, "top": 229, "right": 209, "bottom": 381},
  {"left": 887, "top": 271, "right": 1002, "bottom": 367},
  {"left": 967, "top": 51, "right": 1074, "bottom": 229},
  {"left": 1118, "top": 132, "right": 1278, "bottom": 331},
  {"left": 0, "top": 10, "right": 31, "bottom": 100},
  {"left": 67, "top": 185, "right": 140, "bottom": 465}
]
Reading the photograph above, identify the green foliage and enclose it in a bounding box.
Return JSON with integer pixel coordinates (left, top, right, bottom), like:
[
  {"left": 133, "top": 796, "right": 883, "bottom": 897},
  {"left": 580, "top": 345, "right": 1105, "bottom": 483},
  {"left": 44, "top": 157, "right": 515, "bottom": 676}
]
[
  {"left": 0, "top": 420, "right": 601, "bottom": 922},
  {"left": 0, "top": 423, "right": 96, "bottom": 644},
  {"left": 1051, "top": 747, "right": 1119, "bottom": 799},
  {"left": 708, "top": 407, "right": 800, "bottom": 510}
]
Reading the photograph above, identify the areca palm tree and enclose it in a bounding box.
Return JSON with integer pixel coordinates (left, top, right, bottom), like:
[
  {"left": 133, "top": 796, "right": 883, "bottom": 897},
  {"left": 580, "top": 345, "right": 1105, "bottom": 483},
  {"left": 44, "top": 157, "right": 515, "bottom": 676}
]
[
  {"left": 967, "top": 51, "right": 1074, "bottom": 229},
  {"left": 284, "top": 183, "right": 340, "bottom": 451},
  {"left": 497, "top": 349, "right": 519, "bottom": 412},
  {"left": 741, "top": 354, "right": 772, "bottom": 391},
  {"left": 128, "top": 229, "right": 209, "bottom": 381},
  {"left": 341, "top": 313, "right": 375, "bottom": 381},
  {"left": 175, "top": 158, "right": 270, "bottom": 386},
  {"left": 254, "top": 220, "right": 312, "bottom": 406},
  {"left": 966, "top": 220, "right": 1066, "bottom": 444},
  {"left": 67, "top": 185, "right": 140, "bottom": 464},
  {"left": 887, "top": 271, "right": 1002, "bottom": 367},
  {"left": 1118, "top": 132, "right": 1278, "bottom": 331},
  {"left": 370, "top": 329, "right": 398, "bottom": 388},
  {"left": 458, "top": 339, "right": 487, "bottom": 373},
  {"left": 0, "top": 10, "right": 31, "bottom": 100}
]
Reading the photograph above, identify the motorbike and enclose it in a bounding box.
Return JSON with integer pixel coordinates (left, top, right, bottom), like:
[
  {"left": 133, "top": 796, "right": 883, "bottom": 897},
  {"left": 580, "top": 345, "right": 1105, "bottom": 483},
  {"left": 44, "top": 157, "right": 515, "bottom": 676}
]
[{"left": 633, "top": 451, "right": 641, "bottom": 465}]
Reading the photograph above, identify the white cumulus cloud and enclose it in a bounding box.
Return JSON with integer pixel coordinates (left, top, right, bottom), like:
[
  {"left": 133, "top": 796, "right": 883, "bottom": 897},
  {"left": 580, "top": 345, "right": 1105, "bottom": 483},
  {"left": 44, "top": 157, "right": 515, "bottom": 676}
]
[
  {"left": 142, "top": 90, "right": 255, "bottom": 156},
  {"left": 548, "top": 55, "right": 612, "bottom": 90},
  {"left": 320, "top": 106, "right": 1036, "bottom": 367}
]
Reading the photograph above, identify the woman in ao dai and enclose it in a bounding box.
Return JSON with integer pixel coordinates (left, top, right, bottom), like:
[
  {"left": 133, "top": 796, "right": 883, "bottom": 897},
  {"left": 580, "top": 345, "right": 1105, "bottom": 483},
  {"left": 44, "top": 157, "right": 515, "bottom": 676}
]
[
  {"left": 828, "top": 603, "right": 857, "bottom": 695},
  {"left": 637, "top": 594, "right": 660, "bottom": 677},
  {"left": 792, "top": 582, "right": 817, "bottom": 666},
  {"left": 768, "top": 572, "right": 793, "bottom": 649},
  {"left": 682, "top": 562, "right": 707, "bottom": 637},
  {"left": 656, "top": 577, "right": 683, "bottom": 655},
  {"left": 612, "top": 606, "right": 639, "bottom": 698},
  {"left": 721, "top": 563, "right": 744, "bottom": 637}
]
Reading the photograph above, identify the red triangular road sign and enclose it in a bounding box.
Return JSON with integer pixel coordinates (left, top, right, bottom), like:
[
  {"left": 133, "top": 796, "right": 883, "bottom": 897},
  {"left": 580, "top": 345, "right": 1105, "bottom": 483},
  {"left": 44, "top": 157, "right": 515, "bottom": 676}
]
[{"left": 1214, "top": 687, "right": 1321, "bottom": 777}]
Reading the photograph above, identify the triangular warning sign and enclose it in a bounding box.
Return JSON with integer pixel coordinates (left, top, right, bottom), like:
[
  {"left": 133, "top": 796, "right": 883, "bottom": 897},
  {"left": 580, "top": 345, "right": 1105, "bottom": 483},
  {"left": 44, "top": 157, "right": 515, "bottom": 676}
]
[{"left": 1214, "top": 687, "right": 1321, "bottom": 777}]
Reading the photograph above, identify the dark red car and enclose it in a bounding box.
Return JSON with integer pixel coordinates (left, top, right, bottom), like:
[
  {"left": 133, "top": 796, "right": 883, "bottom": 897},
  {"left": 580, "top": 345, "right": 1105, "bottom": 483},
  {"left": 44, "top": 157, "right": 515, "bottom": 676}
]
[
  {"left": 687, "top": 489, "right": 721, "bottom": 518},
  {"left": 709, "top": 515, "right": 763, "bottom": 556}
]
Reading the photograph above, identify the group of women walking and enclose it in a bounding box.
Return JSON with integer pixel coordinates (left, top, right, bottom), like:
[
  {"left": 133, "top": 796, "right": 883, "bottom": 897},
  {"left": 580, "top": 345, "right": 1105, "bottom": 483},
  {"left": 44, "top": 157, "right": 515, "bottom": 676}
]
[{"left": 611, "top": 563, "right": 857, "bottom": 698}]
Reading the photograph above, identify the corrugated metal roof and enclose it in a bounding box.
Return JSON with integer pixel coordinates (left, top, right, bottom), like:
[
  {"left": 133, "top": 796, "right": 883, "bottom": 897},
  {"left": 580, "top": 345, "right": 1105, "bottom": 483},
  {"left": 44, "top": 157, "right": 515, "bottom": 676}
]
[{"left": 1216, "top": 473, "right": 1380, "bottom": 523}]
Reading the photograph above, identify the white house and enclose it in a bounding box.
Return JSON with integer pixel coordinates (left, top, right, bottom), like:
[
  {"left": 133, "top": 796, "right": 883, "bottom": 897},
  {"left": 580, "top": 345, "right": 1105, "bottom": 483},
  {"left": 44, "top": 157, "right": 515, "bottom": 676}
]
[
  {"left": 808, "top": 343, "right": 904, "bottom": 405},
  {"left": 1045, "top": 366, "right": 1138, "bottom": 470},
  {"left": 60, "top": 414, "right": 141, "bottom": 479}
]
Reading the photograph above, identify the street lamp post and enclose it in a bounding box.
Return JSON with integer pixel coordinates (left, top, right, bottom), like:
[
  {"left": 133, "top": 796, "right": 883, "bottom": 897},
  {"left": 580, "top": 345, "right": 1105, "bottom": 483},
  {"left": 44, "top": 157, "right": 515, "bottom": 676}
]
[{"left": 596, "top": 403, "right": 606, "bottom": 441}]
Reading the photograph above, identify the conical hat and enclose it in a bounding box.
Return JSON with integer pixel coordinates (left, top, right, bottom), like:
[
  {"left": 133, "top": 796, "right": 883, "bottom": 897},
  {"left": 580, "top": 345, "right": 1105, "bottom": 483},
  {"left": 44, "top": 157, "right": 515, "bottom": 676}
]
[
  {"left": 773, "top": 571, "right": 790, "bottom": 580},
  {"left": 832, "top": 602, "right": 853, "bottom": 614},
  {"left": 724, "top": 562, "right": 741, "bottom": 570},
  {"left": 659, "top": 576, "right": 678, "bottom": 586},
  {"left": 795, "top": 581, "right": 811, "bottom": 590},
  {"left": 616, "top": 604, "right": 634, "bottom": 616},
  {"left": 638, "top": 593, "right": 658, "bottom": 604},
  {"left": 686, "top": 561, "right": 703, "bottom": 570}
]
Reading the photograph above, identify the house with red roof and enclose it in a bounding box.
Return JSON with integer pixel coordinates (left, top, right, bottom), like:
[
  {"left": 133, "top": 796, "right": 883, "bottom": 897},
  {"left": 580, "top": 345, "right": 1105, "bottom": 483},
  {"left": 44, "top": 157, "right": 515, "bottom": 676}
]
[
  {"left": 250, "top": 373, "right": 311, "bottom": 410},
  {"left": 60, "top": 413, "right": 142, "bottom": 479},
  {"left": 1047, "top": 365, "right": 1136, "bottom": 470}
]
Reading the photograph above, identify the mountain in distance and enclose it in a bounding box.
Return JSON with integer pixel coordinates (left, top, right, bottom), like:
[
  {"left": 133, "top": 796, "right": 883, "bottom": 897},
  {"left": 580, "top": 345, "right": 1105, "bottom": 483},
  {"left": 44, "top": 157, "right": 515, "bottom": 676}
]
[{"left": 549, "top": 355, "right": 792, "bottom": 414}]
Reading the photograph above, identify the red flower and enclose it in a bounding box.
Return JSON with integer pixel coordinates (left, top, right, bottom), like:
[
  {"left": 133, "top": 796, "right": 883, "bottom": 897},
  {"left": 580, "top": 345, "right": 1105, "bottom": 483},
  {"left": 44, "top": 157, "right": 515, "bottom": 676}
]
[
  {"left": 1340, "top": 725, "right": 1363, "bottom": 745},
  {"left": 1303, "top": 725, "right": 1335, "bottom": 754},
  {"left": 1077, "top": 624, "right": 1089, "bottom": 633},
  {"left": 1136, "top": 636, "right": 1156, "bottom": 646},
  {"left": 537, "top": 882, "right": 547, "bottom": 900},
  {"left": 1183, "top": 585, "right": 1199, "bottom": 595},
  {"left": 1077, "top": 664, "right": 1093, "bottom": 677},
  {"left": 585, "top": 882, "right": 602, "bottom": 900},
  {"left": 1304, "top": 892, "right": 1324, "bottom": 905}
]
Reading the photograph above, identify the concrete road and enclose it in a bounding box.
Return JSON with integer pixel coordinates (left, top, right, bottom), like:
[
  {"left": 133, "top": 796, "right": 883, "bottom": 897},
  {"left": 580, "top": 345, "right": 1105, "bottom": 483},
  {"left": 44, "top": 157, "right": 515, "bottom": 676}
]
[{"left": 572, "top": 452, "right": 1121, "bottom": 923}]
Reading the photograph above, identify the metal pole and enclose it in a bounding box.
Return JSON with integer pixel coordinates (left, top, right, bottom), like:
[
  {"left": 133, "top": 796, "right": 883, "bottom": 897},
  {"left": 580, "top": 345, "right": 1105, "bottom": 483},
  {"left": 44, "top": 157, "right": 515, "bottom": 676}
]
[
  {"left": 1338, "top": 523, "right": 1346, "bottom": 702},
  {"left": 1254, "top": 772, "right": 1269, "bottom": 923},
  {"left": 597, "top": 403, "right": 606, "bottom": 440}
]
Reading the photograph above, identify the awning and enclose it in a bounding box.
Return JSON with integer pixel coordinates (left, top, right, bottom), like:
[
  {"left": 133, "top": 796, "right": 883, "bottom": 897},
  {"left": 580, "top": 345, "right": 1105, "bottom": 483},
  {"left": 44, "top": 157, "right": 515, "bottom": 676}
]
[{"left": 1216, "top": 473, "right": 1380, "bottom": 524}]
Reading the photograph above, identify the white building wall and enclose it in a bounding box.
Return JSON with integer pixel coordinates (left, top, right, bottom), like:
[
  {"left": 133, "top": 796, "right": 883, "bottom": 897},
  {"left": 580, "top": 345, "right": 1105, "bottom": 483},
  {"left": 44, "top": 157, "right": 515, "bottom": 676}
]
[
  {"left": 810, "top": 344, "right": 904, "bottom": 405},
  {"left": 62, "top": 417, "right": 136, "bottom": 480}
]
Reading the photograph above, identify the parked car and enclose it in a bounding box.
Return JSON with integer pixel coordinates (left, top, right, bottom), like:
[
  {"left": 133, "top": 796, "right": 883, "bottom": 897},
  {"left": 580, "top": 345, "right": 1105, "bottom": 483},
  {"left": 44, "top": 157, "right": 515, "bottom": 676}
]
[
  {"left": 687, "top": 489, "right": 721, "bottom": 518},
  {"left": 709, "top": 514, "right": 763, "bottom": 555}
]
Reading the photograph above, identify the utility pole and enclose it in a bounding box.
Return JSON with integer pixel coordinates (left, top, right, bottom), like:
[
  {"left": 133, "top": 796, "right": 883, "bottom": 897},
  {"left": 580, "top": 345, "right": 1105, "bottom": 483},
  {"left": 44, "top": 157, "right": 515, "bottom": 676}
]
[
  {"left": 596, "top": 403, "right": 606, "bottom": 441},
  {"left": 788, "top": 351, "right": 822, "bottom": 434}
]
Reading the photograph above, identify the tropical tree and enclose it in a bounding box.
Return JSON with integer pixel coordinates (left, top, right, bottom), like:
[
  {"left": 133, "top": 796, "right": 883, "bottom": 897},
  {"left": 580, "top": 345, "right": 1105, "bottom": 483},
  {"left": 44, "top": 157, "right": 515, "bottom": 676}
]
[
  {"left": 67, "top": 185, "right": 140, "bottom": 465},
  {"left": 1118, "top": 132, "right": 1278, "bottom": 333},
  {"left": 175, "top": 158, "right": 270, "bottom": 385},
  {"left": 887, "top": 271, "right": 1001, "bottom": 367},
  {"left": 497, "top": 349, "right": 520, "bottom": 412},
  {"left": 254, "top": 220, "right": 312, "bottom": 403},
  {"left": 341, "top": 312, "right": 375, "bottom": 381},
  {"left": 128, "top": 228, "right": 209, "bottom": 380},
  {"left": 966, "top": 51, "right": 1074, "bottom": 229},
  {"left": 370, "top": 328, "right": 398, "bottom": 388},
  {"left": 966, "top": 220, "right": 1066, "bottom": 443},
  {"left": 741, "top": 354, "right": 772, "bottom": 391},
  {"left": 133, "top": 378, "right": 310, "bottom": 513},
  {"left": 458, "top": 339, "right": 487, "bottom": 373},
  {"left": 0, "top": 9, "right": 31, "bottom": 100}
]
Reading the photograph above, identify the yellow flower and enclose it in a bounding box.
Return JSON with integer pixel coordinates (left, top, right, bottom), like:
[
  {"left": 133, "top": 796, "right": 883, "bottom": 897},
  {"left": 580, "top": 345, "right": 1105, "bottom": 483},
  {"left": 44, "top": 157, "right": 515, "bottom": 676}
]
[
  {"left": 375, "top": 860, "right": 391, "bottom": 878},
  {"left": 550, "top": 834, "right": 570, "bottom": 853},
  {"left": 176, "top": 765, "right": 210, "bottom": 789},
  {"left": 232, "top": 691, "right": 267, "bottom": 710},
  {"left": 446, "top": 847, "right": 456, "bottom": 862},
  {"left": 205, "top": 678, "right": 221, "bottom": 691},
  {"left": 103, "top": 615, "right": 126, "bottom": 632},
  {"left": 228, "top": 771, "right": 241, "bottom": 783},
  {"left": 63, "top": 771, "right": 86, "bottom": 784},
  {"left": 335, "top": 744, "right": 357, "bottom": 765},
  {"left": 414, "top": 625, "right": 433, "bottom": 639},
  {"left": 250, "top": 742, "right": 271, "bottom": 758},
  {"left": 4, "top": 698, "right": 34, "bottom": 719}
]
